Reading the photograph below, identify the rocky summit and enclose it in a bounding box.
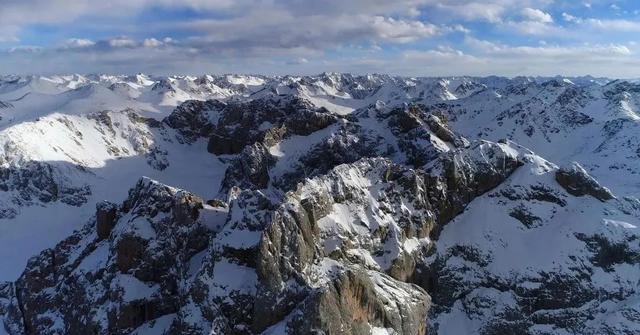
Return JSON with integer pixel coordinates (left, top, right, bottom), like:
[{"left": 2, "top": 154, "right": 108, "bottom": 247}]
[{"left": 0, "top": 73, "right": 638, "bottom": 334}]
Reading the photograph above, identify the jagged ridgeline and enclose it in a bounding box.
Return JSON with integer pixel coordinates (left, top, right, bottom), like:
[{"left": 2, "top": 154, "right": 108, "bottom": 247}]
[{"left": 0, "top": 74, "right": 638, "bottom": 334}]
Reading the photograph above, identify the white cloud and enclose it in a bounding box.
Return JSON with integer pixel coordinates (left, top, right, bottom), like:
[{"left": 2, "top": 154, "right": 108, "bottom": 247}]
[
  {"left": 0, "top": 35, "right": 20, "bottom": 43},
  {"left": 370, "top": 17, "right": 439, "bottom": 43},
  {"left": 464, "top": 36, "right": 505, "bottom": 52},
  {"left": 182, "top": 12, "right": 441, "bottom": 53},
  {"left": 584, "top": 18, "right": 640, "bottom": 31},
  {"left": 521, "top": 8, "right": 553, "bottom": 23},
  {"left": 0, "top": 0, "right": 435, "bottom": 33},
  {"left": 436, "top": 2, "right": 506, "bottom": 23},
  {"left": 407, "top": 7, "right": 421, "bottom": 17},
  {"left": 561, "top": 13, "right": 640, "bottom": 32},
  {"left": 562, "top": 12, "right": 579, "bottom": 22},
  {"left": 7, "top": 46, "right": 43, "bottom": 53},
  {"left": 143, "top": 38, "right": 163, "bottom": 48},
  {"left": 466, "top": 36, "right": 632, "bottom": 56},
  {"left": 378, "top": 42, "right": 637, "bottom": 77},
  {"left": 500, "top": 8, "right": 558, "bottom": 36},
  {"left": 445, "top": 24, "right": 471, "bottom": 34},
  {"left": 491, "top": 43, "right": 632, "bottom": 57},
  {"left": 3, "top": 36, "right": 639, "bottom": 78},
  {"left": 431, "top": 1, "right": 556, "bottom": 23},
  {"left": 107, "top": 37, "right": 138, "bottom": 48},
  {"left": 506, "top": 20, "right": 560, "bottom": 35},
  {"left": 0, "top": 25, "right": 20, "bottom": 43},
  {"left": 62, "top": 38, "right": 95, "bottom": 48},
  {"left": 0, "top": 0, "right": 637, "bottom": 77},
  {"left": 286, "top": 57, "right": 309, "bottom": 65},
  {"left": 0, "top": 0, "right": 144, "bottom": 32}
]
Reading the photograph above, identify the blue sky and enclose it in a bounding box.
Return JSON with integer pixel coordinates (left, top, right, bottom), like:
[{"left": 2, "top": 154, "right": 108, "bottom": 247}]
[{"left": 2, "top": 0, "right": 640, "bottom": 77}]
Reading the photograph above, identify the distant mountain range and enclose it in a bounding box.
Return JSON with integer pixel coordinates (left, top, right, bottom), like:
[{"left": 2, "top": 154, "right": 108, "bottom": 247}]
[{"left": 0, "top": 73, "right": 638, "bottom": 334}]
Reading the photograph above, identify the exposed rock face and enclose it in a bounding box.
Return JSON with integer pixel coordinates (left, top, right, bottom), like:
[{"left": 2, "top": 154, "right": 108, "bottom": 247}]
[
  {"left": 88, "top": 110, "right": 169, "bottom": 171},
  {"left": 151, "top": 79, "right": 176, "bottom": 93},
  {"left": 2, "top": 73, "right": 640, "bottom": 335},
  {"left": 164, "top": 100, "right": 224, "bottom": 144},
  {"left": 202, "top": 97, "right": 339, "bottom": 155},
  {"left": 427, "top": 140, "right": 522, "bottom": 237},
  {"left": 0, "top": 137, "right": 522, "bottom": 334},
  {"left": 413, "top": 153, "right": 639, "bottom": 334},
  {"left": 0, "top": 93, "right": 576, "bottom": 335},
  {"left": 274, "top": 122, "right": 385, "bottom": 190},
  {"left": 162, "top": 96, "right": 340, "bottom": 158},
  {"left": 426, "top": 114, "right": 467, "bottom": 148},
  {"left": 96, "top": 201, "right": 118, "bottom": 240},
  {"left": 219, "top": 143, "right": 277, "bottom": 196},
  {"left": 248, "top": 141, "right": 521, "bottom": 333},
  {"left": 1, "top": 178, "right": 212, "bottom": 335},
  {"left": 384, "top": 105, "right": 470, "bottom": 167},
  {"left": 556, "top": 162, "right": 615, "bottom": 201},
  {"left": 208, "top": 132, "right": 250, "bottom": 155},
  {"left": 0, "top": 161, "right": 91, "bottom": 218},
  {"left": 288, "top": 270, "right": 430, "bottom": 335}
]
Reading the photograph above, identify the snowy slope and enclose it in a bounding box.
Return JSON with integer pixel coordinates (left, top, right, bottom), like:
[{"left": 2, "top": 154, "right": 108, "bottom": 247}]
[{"left": 0, "top": 73, "right": 638, "bottom": 334}]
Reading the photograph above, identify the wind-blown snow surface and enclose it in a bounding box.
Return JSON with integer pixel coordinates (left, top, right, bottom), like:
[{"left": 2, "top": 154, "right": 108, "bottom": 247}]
[
  {"left": 0, "top": 73, "right": 639, "bottom": 334},
  {"left": 0, "top": 74, "right": 241, "bottom": 279}
]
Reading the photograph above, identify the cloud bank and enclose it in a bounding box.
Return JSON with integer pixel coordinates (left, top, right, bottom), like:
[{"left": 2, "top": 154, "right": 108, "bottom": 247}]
[{"left": 1, "top": 0, "right": 638, "bottom": 77}]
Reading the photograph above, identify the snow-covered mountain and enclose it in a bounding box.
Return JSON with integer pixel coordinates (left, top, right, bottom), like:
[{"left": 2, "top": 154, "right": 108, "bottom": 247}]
[{"left": 0, "top": 73, "right": 638, "bottom": 334}]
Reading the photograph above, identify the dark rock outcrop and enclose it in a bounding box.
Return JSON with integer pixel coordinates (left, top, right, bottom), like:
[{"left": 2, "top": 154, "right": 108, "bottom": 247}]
[
  {"left": 218, "top": 143, "right": 276, "bottom": 196},
  {"left": 385, "top": 105, "right": 470, "bottom": 167},
  {"left": 96, "top": 201, "right": 118, "bottom": 240},
  {"left": 0, "top": 161, "right": 91, "bottom": 219},
  {"left": 3, "top": 178, "right": 212, "bottom": 335},
  {"left": 164, "top": 97, "right": 339, "bottom": 157},
  {"left": 164, "top": 100, "right": 224, "bottom": 144},
  {"left": 289, "top": 270, "right": 430, "bottom": 335},
  {"left": 555, "top": 162, "right": 615, "bottom": 201},
  {"left": 205, "top": 97, "right": 338, "bottom": 155}
]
